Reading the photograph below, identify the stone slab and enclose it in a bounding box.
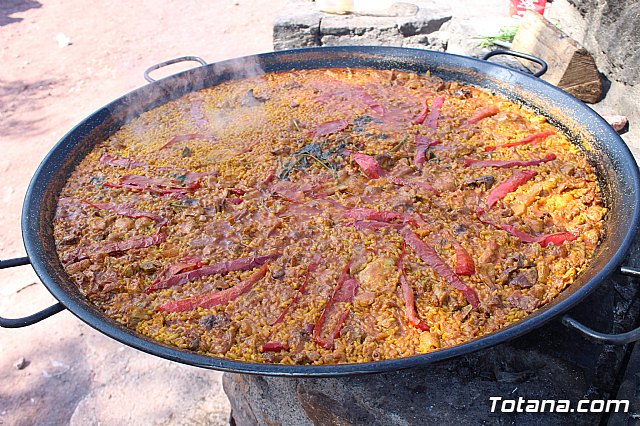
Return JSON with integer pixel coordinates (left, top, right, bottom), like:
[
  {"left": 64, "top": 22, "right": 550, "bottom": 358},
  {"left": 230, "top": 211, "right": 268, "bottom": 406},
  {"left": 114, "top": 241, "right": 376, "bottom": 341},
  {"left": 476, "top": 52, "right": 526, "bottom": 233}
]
[
  {"left": 274, "top": 0, "right": 453, "bottom": 51},
  {"left": 273, "top": 1, "right": 322, "bottom": 51}
]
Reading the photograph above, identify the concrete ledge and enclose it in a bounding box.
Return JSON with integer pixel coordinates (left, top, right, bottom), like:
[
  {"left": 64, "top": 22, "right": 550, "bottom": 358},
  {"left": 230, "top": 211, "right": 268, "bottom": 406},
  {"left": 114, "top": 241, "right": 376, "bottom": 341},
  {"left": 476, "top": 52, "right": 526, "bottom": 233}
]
[{"left": 274, "top": 1, "right": 452, "bottom": 51}]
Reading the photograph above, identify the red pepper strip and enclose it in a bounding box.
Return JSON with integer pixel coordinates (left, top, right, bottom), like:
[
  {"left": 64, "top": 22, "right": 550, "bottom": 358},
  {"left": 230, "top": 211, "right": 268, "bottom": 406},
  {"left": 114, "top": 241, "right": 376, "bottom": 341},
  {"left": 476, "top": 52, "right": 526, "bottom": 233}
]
[
  {"left": 464, "top": 153, "right": 557, "bottom": 168},
  {"left": 105, "top": 174, "right": 201, "bottom": 198},
  {"left": 145, "top": 253, "right": 280, "bottom": 293},
  {"left": 399, "top": 274, "right": 430, "bottom": 331},
  {"left": 99, "top": 153, "right": 145, "bottom": 169},
  {"left": 424, "top": 96, "right": 445, "bottom": 129},
  {"left": 415, "top": 135, "right": 441, "bottom": 147},
  {"left": 312, "top": 119, "right": 349, "bottom": 137},
  {"left": 157, "top": 262, "right": 270, "bottom": 312},
  {"left": 448, "top": 235, "right": 475, "bottom": 276},
  {"left": 484, "top": 130, "right": 555, "bottom": 152},
  {"left": 260, "top": 341, "right": 290, "bottom": 353},
  {"left": 151, "top": 255, "right": 203, "bottom": 287},
  {"left": 160, "top": 133, "right": 209, "bottom": 150},
  {"left": 272, "top": 181, "right": 305, "bottom": 203},
  {"left": 412, "top": 97, "right": 430, "bottom": 125},
  {"left": 104, "top": 182, "right": 194, "bottom": 198},
  {"left": 353, "top": 87, "right": 384, "bottom": 116},
  {"left": 228, "top": 188, "right": 246, "bottom": 196},
  {"left": 83, "top": 201, "right": 168, "bottom": 229},
  {"left": 476, "top": 210, "right": 578, "bottom": 248},
  {"left": 66, "top": 233, "right": 167, "bottom": 263},
  {"left": 344, "top": 208, "right": 423, "bottom": 227},
  {"left": 332, "top": 309, "right": 352, "bottom": 339},
  {"left": 486, "top": 170, "right": 537, "bottom": 209},
  {"left": 261, "top": 258, "right": 321, "bottom": 353},
  {"left": 454, "top": 246, "right": 475, "bottom": 276},
  {"left": 414, "top": 150, "right": 426, "bottom": 168},
  {"left": 272, "top": 259, "right": 320, "bottom": 326},
  {"left": 351, "top": 152, "right": 385, "bottom": 179},
  {"left": 388, "top": 176, "right": 439, "bottom": 196},
  {"left": 414, "top": 135, "right": 441, "bottom": 168},
  {"left": 225, "top": 197, "right": 243, "bottom": 205},
  {"left": 401, "top": 228, "right": 480, "bottom": 308},
  {"left": 263, "top": 170, "right": 276, "bottom": 186},
  {"left": 346, "top": 220, "right": 404, "bottom": 231},
  {"left": 467, "top": 106, "right": 500, "bottom": 124},
  {"left": 351, "top": 155, "right": 439, "bottom": 201},
  {"left": 398, "top": 242, "right": 430, "bottom": 331},
  {"left": 313, "top": 260, "right": 359, "bottom": 350}
]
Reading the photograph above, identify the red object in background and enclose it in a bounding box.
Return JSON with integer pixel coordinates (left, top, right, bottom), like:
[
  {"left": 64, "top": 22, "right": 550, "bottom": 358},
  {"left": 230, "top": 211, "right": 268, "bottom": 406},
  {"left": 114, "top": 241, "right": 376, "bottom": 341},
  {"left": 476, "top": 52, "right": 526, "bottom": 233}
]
[{"left": 510, "top": 0, "right": 547, "bottom": 17}]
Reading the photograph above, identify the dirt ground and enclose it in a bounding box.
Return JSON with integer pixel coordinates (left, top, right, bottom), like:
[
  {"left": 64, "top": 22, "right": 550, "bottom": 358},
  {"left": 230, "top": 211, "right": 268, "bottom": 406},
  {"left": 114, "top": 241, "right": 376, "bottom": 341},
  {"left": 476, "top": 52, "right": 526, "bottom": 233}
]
[{"left": 0, "top": 1, "right": 286, "bottom": 424}]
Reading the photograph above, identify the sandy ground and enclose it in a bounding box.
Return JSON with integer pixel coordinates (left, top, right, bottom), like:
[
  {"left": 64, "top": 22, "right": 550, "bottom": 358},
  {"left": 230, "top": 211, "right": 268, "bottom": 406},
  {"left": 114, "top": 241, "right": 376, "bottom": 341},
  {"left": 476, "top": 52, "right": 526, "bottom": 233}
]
[{"left": 0, "top": 1, "right": 286, "bottom": 424}]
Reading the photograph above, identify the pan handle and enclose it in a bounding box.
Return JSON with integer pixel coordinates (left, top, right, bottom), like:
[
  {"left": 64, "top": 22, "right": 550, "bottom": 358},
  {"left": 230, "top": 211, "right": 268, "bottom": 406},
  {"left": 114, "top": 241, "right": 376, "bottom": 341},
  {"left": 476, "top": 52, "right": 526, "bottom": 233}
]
[
  {"left": 144, "top": 56, "right": 208, "bottom": 83},
  {"left": 561, "top": 265, "right": 640, "bottom": 344},
  {"left": 561, "top": 315, "right": 640, "bottom": 345},
  {"left": 0, "top": 257, "right": 65, "bottom": 328},
  {"left": 481, "top": 50, "right": 548, "bottom": 78}
]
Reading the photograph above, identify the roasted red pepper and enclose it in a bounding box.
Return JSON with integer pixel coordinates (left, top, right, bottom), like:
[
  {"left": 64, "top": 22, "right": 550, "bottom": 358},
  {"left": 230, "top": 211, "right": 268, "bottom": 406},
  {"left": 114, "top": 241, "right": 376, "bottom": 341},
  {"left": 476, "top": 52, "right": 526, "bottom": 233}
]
[
  {"left": 484, "top": 130, "right": 555, "bottom": 152},
  {"left": 466, "top": 106, "right": 500, "bottom": 124},
  {"left": 146, "top": 253, "right": 280, "bottom": 293},
  {"left": 424, "top": 96, "right": 444, "bottom": 129},
  {"left": 397, "top": 243, "right": 430, "bottom": 331},
  {"left": 104, "top": 174, "right": 200, "bottom": 199},
  {"left": 412, "top": 96, "right": 430, "bottom": 125},
  {"left": 157, "top": 262, "right": 270, "bottom": 312},
  {"left": 443, "top": 231, "right": 476, "bottom": 276},
  {"left": 312, "top": 119, "right": 349, "bottom": 137},
  {"left": 401, "top": 229, "right": 480, "bottom": 308},
  {"left": 262, "top": 258, "right": 321, "bottom": 352},
  {"left": 259, "top": 341, "right": 290, "bottom": 352},
  {"left": 152, "top": 256, "right": 203, "bottom": 286},
  {"left": 343, "top": 208, "right": 425, "bottom": 228},
  {"left": 347, "top": 220, "right": 403, "bottom": 231},
  {"left": 464, "top": 153, "right": 556, "bottom": 169},
  {"left": 486, "top": 170, "right": 537, "bottom": 209},
  {"left": 353, "top": 87, "right": 384, "bottom": 116},
  {"left": 388, "top": 176, "right": 439, "bottom": 196},
  {"left": 477, "top": 210, "right": 578, "bottom": 247},
  {"left": 351, "top": 152, "right": 385, "bottom": 179},
  {"left": 99, "top": 153, "right": 145, "bottom": 169},
  {"left": 65, "top": 233, "right": 167, "bottom": 263},
  {"left": 312, "top": 260, "right": 360, "bottom": 350},
  {"left": 272, "top": 257, "right": 320, "bottom": 326},
  {"left": 414, "top": 135, "right": 441, "bottom": 168}
]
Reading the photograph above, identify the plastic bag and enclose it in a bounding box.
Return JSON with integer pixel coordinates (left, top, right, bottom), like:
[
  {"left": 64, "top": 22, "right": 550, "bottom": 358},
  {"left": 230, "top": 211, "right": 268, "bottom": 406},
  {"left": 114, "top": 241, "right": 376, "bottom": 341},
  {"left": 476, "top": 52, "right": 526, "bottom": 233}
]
[{"left": 509, "top": 0, "right": 547, "bottom": 17}]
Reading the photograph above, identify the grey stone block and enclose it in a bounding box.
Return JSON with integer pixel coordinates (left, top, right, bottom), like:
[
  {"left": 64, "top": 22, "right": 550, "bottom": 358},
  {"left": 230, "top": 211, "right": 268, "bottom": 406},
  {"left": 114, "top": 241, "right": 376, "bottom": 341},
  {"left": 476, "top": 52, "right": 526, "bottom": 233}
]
[
  {"left": 320, "top": 13, "right": 397, "bottom": 36},
  {"left": 273, "top": 1, "right": 322, "bottom": 50},
  {"left": 274, "top": 1, "right": 453, "bottom": 51},
  {"left": 396, "top": 4, "right": 452, "bottom": 36}
]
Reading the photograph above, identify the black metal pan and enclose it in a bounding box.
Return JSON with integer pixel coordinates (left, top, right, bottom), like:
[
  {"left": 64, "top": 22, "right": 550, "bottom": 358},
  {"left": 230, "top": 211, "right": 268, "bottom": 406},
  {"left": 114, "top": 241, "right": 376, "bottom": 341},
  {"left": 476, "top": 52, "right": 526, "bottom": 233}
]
[{"left": 2, "top": 46, "right": 639, "bottom": 376}]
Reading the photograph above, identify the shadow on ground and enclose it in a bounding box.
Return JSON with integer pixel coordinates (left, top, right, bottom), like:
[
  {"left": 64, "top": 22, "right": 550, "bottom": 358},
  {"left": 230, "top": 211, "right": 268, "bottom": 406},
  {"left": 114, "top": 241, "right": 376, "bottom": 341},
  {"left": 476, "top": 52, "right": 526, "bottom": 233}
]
[
  {"left": 0, "top": 78, "right": 60, "bottom": 139},
  {"left": 0, "top": 335, "right": 92, "bottom": 426},
  {"left": 0, "top": 0, "right": 41, "bottom": 27}
]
